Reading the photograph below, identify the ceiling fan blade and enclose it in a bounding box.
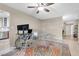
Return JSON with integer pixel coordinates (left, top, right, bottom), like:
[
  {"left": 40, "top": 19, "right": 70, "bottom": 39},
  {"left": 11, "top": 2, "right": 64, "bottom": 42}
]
[
  {"left": 44, "top": 8, "right": 50, "bottom": 12},
  {"left": 46, "top": 3, "right": 54, "bottom": 6},
  {"left": 36, "top": 10, "right": 39, "bottom": 14},
  {"left": 41, "top": 3, "right": 44, "bottom": 5},
  {"left": 27, "top": 6, "right": 36, "bottom": 8}
]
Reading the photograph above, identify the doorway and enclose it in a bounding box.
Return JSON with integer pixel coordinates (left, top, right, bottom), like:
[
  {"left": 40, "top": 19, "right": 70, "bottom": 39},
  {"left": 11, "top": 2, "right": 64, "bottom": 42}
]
[{"left": 62, "top": 21, "right": 78, "bottom": 41}]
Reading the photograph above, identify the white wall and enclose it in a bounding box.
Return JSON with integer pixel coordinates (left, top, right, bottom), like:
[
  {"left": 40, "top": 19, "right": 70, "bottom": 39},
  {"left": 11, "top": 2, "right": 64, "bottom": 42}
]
[
  {"left": 65, "top": 25, "right": 72, "bottom": 36},
  {"left": 40, "top": 17, "right": 63, "bottom": 40}
]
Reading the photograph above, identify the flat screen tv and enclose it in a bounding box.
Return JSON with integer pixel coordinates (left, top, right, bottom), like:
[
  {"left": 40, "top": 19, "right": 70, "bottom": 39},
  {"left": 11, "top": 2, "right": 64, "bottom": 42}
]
[{"left": 17, "top": 24, "right": 29, "bottom": 30}]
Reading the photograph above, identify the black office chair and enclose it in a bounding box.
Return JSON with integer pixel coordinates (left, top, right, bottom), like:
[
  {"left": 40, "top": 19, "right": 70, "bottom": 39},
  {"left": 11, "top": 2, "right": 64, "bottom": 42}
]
[
  {"left": 27, "top": 29, "right": 32, "bottom": 39},
  {"left": 15, "top": 24, "right": 29, "bottom": 49}
]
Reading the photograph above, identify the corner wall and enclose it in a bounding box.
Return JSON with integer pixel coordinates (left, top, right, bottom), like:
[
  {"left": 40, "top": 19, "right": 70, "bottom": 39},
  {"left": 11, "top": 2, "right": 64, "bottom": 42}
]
[{"left": 0, "top": 4, "right": 63, "bottom": 48}]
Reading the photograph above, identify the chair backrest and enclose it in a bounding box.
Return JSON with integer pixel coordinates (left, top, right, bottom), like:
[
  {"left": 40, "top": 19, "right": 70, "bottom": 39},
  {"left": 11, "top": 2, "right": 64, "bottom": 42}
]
[
  {"left": 28, "top": 29, "right": 32, "bottom": 34},
  {"left": 17, "top": 24, "right": 29, "bottom": 35}
]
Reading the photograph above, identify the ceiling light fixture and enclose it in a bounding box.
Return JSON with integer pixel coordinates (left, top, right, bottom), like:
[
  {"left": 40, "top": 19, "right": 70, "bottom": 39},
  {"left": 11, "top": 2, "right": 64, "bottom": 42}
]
[
  {"left": 27, "top": 3, "right": 54, "bottom": 14},
  {"left": 38, "top": 7, "right": 44, "bottom": 11}
]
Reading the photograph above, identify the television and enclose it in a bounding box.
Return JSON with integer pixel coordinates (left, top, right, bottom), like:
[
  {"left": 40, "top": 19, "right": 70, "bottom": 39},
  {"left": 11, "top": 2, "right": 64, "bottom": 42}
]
[{"left": 17, "top": 24, "right": 29, "bottom": 30}]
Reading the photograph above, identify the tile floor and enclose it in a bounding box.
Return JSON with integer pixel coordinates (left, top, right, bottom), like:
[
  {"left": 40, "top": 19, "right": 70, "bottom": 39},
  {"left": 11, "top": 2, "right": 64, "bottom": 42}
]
[
  {"left": 2, "top": 36, "right": 79, "bottom": 56},
  {"left": 63, "top": 36, "right": 79, "bottom": 56}
]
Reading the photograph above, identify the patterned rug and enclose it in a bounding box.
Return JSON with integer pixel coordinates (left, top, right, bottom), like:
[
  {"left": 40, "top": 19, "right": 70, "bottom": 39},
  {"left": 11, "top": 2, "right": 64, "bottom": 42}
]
[
  {"left": 2, "top": 40, "right": 71, "bottom": 56},
  {"left": 25, "top": 40, "right": 71, "bottom": 56}
]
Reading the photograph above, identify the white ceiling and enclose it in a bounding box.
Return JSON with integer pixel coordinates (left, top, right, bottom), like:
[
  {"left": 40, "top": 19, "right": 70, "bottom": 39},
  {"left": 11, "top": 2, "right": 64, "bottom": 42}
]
[{"left": 3, "top": 3, "right": 79, "bottom": 20}]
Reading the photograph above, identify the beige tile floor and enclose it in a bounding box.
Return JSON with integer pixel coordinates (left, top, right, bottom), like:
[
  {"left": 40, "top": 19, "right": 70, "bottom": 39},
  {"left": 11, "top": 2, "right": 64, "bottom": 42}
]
[{"left": 63, "top": 36, "right": 79, "bottom": 56}]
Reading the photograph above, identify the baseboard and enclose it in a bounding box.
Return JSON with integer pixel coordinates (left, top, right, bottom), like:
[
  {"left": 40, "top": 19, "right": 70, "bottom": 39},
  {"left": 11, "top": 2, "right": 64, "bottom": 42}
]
[{"left": 0, "top": 47, "right": 15, "bottom": 56}]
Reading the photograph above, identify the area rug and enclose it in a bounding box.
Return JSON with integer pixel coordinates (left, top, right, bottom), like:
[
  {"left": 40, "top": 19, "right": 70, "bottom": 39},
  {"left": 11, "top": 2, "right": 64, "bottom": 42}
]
[
  {"left": 25, "top": 40, "right": 71, "bottom": 56},
  {"left": 2, "top": 40, "right": 71, "bottom": 56}
]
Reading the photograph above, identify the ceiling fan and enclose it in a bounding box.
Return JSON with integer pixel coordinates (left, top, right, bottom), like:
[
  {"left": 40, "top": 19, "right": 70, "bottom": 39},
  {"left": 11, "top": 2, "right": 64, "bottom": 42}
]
[{"left": 27, "top": 3, "right": 54, "bottom": 14}]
